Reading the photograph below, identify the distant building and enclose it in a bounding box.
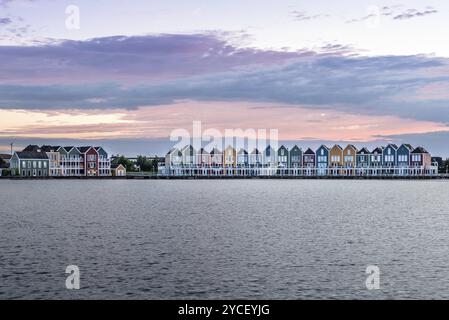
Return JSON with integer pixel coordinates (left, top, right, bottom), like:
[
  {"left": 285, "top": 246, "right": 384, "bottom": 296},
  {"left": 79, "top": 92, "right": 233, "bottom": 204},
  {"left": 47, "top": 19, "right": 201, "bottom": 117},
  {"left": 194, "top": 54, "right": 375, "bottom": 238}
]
[
  {"left": 111, "top": 163, "right": 126, "bottom": 176},
  {"left": 316, "top": 145, "right": 329, "bottom": 176},
  {"left": 41, "top": 145, "right": 62, "bottom": 176},
  {"left": 383, "top": 144, "right": 398, "bottom": 168},
  {"left": 289, "top": 145, "right": 302, "bottom": 168},
  {"left": 356, "top": 148, "right": 371, "bottom": 168},
  {"left": 10, "top": 151, "right": 50, "bottom": 177}
]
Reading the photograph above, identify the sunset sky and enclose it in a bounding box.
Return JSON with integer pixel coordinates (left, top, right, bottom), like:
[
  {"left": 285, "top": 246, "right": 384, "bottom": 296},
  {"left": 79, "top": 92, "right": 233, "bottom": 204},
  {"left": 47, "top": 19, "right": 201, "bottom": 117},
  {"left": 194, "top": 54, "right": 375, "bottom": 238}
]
[{"left": 1, "top": 0, "right": 449, "bottom": 156}]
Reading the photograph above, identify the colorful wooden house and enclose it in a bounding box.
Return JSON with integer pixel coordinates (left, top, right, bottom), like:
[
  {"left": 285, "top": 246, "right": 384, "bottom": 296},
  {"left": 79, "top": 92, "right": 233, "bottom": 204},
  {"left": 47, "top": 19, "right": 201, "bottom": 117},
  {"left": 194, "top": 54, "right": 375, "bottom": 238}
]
[
  {"left": 181, "top": 145, "right": 196, "bottom": 167},
  {"left": 250, "top": 149, "right": 261, "bottom": 167},
  {"left": 40, "top": 145, "right": 61, "bottom": 176},
  {"left": 94, "top": 146, "right": 111, "bottom": 176},
  {"left": 382, "top": 144, "right": 398, "bottom": 167},
  {"left": 277, "top": 145, "right": 289, "bottom": 168},
  {"left": 210, "top": 147, "right": 223, "bottom": 167},
  {"left": 10, "top": 151, "right": 50, "bottom": 177},
  {"left": 316, "top": 145, "right": 330, "bottom": 175},
  {"left": 237, "top": 148, "right": 249, "bottom": 167},
  {"left": 302, "top": 148, "right": 316, "bottom": 176},
  {"left": 370, "top": 147, "right": 383, "bottom": 167},
  {"left": 356, "top": 147, "right": 371, "bottom": 168},
  {"left": 111, "top": 163, "right": 126, "bottom": 176},
  {"left": 343, "top": 145, "right": 357, "bottom": 167},
  {"left": 78, "top": 146, "right": 100, "bottom": 176},
  {"left": 397, "top": 144, "right": 413, "bottom": 167},
  {"left": 289, "top": 145, "right": 302, "bottom": 168},
  {"left": 165, "top": 148, "right": 182, "bottom": 168},
  {"left": 262, "top": 145, "right": 277, "bottom": 167},
  {"left": 196, "top": 148, "right": 210, "bottom": 167},
  {"left": 329, "top": 144, "right": 343, "bottom": 175},
  {"left": 411, "top": 147, "right": 432, "bottom": 167}
]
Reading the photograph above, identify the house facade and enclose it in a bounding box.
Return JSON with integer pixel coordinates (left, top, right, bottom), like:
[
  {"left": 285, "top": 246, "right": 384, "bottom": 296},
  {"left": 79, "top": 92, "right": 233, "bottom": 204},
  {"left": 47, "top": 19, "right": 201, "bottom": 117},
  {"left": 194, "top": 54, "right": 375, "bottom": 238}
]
[
  {"left": 161, "top": 143, "right": 438, "bottom": 177},
  {"left": 95, "top": 147, "right": 111, "bottom": 176},
  {"left": 10, "top": 151, "right": 50, "bottom": 177},
  {"left": 302, "top": 148, "right": 315, "bottom": 175},
  {"left": 237, "top": 149, "right": 249, "bottom": 168},
  {"left": 316, "top": 145, "right": 329, "bottom": 176},
  {"left": 289, "top": 145, "right": 302, "bottom": 168},
  {"left": 356, "top": 148, "right": 371, "bottom": 168},
  {"left": 41, "top": 146, "right": 61, "bottom": 176},
  {"left": 383, "top": 144, "right": 398, "bottom": 168},
  {"left": 111, "top": 164, "right": 126, "bottom": 176}
]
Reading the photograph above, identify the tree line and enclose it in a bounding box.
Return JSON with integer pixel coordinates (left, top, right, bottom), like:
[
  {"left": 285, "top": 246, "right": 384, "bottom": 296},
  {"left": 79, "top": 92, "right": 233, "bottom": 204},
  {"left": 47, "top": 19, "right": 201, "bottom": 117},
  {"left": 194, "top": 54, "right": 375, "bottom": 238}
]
[{"left": 111, "top": 155, "right": 159, "bottom": 172}]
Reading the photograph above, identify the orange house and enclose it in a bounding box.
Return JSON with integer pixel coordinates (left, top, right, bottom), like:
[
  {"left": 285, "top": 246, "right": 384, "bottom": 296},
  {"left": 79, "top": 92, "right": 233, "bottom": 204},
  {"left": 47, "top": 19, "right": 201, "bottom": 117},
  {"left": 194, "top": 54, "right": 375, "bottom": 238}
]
[
  {"left": 329, "top": 145, "right": 343, "bottom": 175},
  {"left": 343, "top": 144, "right": 357, "bottom": 175}
]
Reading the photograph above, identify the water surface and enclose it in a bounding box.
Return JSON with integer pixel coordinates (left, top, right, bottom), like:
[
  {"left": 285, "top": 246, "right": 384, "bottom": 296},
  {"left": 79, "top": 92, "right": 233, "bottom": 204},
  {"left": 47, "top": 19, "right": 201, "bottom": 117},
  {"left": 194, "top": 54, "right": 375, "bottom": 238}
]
[{"left": 1, "top": 180, "right": 448, "bottom": 299}]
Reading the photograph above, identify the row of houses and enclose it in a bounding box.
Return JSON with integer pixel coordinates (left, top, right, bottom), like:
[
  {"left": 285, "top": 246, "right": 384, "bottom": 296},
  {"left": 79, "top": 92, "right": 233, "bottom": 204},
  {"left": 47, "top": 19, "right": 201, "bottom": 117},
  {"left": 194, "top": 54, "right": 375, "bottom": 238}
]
[
  {"left": 7, "top": 145, "right": 125, "bottom": 177},
  {"left": 163, "top": 144, "right": 437, "bottom": 176}
]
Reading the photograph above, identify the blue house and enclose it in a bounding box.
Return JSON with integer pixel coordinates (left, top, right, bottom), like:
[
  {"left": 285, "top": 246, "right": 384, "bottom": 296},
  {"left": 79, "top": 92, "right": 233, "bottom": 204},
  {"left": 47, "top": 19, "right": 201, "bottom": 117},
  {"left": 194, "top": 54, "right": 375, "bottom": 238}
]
[
  {"left": 382, "top": 144, "right": 398, "bottom": 167},
  {"left": 356, "top": 147, "right": 371, "bottom": 168},
  {"left": 316, "top": 145, "right": 329, "bottom": 175},
  {"left": 397, "top": 144, "right": 413, "bottom": 167}
]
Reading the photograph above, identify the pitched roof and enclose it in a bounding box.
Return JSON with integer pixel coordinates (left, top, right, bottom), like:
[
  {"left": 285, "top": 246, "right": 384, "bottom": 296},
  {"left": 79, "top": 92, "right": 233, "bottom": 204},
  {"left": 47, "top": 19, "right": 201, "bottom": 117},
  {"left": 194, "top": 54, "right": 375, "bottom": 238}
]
[
  {"left": 78, "top": 146, "right": 93, "bottom": 153},
  {"left": 304, "top": 148, "right": 315, "bottom": 155},
  {"left": 250, "top": 148, "right": 260, "bottom": 154},
  {"left": 22, "top": 145, "right": 40, "bottom": 152},
  {"left": 412, "top": 146, "right": 429, "bottom": 154},
  {"left": 386, "top": 144, "right": 398, "bottom": 149},
  {"left": 237, "top": 148, "right": 248, "bottom": 154},
  {"left": 317, "top": 145, "right": 329, "bottom": 151},
  {"left": 331, "top": 144, "right": 343, "bottom": 151},
  {"left": 15, "top": 151, "right": 49, "bottom": 160},
  {"left": 357, "top": 147, "right": 371, "bottom": 154},
  {"left": 345, "top": 144, "right": 357, "bottom": 151},
  {"left": 166, "top": 148, "right": 180, "bottom": 155},
  {"left": 111, "top": 163, "right": 125, "bottom": 169},
  {"left": 372, "top": 147, "right": 383, "bottom": 154},
  {"left": 63, "top": 146, "right": 75, "bottom": 152},
  {"left": 400, "top": 143, "right": 413, "bottom": 150}
]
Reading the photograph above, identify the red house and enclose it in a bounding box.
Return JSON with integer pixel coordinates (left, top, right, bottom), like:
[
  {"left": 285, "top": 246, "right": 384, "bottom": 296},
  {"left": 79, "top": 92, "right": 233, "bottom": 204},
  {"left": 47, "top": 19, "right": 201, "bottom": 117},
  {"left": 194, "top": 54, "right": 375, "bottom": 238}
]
[{"left": 78, "top": 146, "right": 99, "bottom": 176}]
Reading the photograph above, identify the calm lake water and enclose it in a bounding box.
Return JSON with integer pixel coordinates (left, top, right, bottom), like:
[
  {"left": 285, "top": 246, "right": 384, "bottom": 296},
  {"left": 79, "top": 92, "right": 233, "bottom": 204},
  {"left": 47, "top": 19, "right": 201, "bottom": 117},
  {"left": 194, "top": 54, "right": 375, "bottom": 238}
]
[{"left": 1, "top": 179, "right": 449, "bottom": 299}]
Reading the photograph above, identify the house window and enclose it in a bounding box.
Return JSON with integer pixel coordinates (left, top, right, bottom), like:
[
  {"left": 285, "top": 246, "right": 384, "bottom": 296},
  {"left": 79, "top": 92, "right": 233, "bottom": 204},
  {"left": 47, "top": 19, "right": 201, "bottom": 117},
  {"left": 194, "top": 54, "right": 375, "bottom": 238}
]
[
  {"left": 22, "top": 161, "right": 26, "bottom": 168},
  {"left": 38, "top": 161, "right": 42, "bottom": 168},
  {"left": 33, "top": 161, "right": 37, "bottom": 168},
  {"left": 44, "top": 162, "right": 47, "bottom": 168}
]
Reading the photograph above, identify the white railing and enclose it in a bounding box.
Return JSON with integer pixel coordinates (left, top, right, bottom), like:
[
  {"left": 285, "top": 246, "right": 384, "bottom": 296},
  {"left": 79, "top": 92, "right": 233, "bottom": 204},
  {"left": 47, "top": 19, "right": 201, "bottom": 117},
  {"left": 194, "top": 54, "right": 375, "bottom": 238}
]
[{"left": 160, "top": 165, "right": 438, "bottom": 177}]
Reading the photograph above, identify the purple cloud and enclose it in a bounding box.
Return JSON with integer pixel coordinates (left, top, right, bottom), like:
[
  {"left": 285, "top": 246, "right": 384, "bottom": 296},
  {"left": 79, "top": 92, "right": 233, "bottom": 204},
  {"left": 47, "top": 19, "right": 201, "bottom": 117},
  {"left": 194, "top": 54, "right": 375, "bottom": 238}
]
[
  {"left": 394, "top": 8, "right": 438, "bottom": 20},
  {"left": 291, "top": 10, "right": 330, "bottom": 22},
  {"left": 0, "top": 17, "right": 12, "bottom": 25},
  {"left": 0, "top": 34, "right": 314, "bottom": 85}
]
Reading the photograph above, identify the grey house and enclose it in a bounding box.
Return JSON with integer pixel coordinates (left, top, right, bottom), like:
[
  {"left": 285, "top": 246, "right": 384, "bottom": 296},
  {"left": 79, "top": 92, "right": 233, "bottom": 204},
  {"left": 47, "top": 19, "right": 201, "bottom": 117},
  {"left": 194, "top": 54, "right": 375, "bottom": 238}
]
[
  {"left": 277, "top": 145, "right": 289, "bottom": 168},
  {"left": 289, "top": 145, "right": 302, "bottom": 168},
  {"left": 10, "top": 151, "right": 50, "bottom": 177}
]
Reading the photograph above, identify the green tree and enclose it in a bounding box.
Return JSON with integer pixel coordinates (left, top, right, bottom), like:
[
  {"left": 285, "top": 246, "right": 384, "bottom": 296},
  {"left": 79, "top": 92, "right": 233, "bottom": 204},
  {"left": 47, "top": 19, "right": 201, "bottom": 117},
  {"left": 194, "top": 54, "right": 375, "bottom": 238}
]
[{"left": 112, "top": 155, "right": 135, "bottom": 172}]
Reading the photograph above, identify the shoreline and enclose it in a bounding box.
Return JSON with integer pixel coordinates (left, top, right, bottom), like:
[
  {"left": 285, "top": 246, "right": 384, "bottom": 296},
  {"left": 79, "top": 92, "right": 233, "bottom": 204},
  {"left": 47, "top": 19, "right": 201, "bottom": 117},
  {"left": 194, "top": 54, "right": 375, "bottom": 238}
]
[{"left": 1, "top": 175, "right": 449, "bottom": 180}]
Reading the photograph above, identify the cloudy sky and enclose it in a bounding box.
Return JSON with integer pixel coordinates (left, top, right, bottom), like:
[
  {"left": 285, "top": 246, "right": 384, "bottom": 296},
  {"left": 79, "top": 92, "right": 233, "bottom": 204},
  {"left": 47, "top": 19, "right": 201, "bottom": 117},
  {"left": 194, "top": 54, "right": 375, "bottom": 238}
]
[{"left": 1, "top": 0, "right": 449, "bottom": 156}]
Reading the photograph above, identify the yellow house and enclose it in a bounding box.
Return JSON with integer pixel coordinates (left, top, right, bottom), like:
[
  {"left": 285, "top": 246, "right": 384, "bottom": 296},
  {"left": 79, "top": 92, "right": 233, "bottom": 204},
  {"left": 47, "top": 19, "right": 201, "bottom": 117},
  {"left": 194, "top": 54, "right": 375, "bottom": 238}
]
[
  {"left": 223, "top": 145, "right": 236, "bottom": 175},
  {"left": 329, "top": 144, "right": 343, "bottom": 175},
  {"left": 224, "top": 145, "right": 237, "bottom": 167},
  {"left": 329, "top": 145, "right": 343, "bottom": 167}
]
